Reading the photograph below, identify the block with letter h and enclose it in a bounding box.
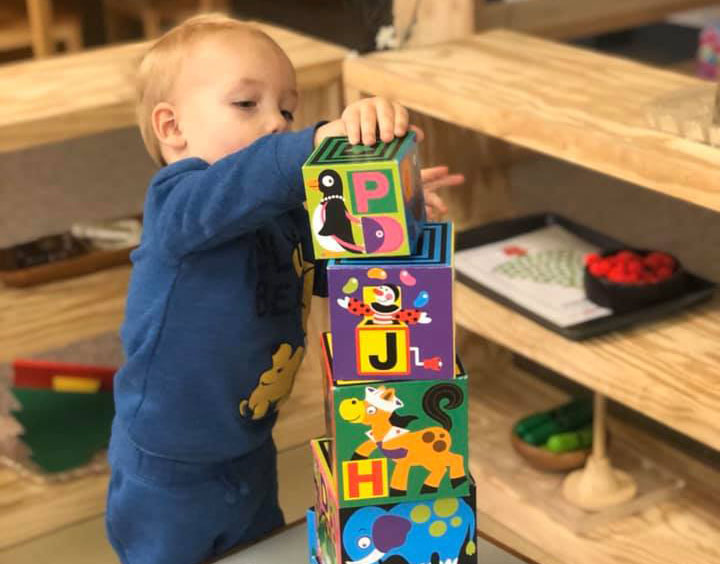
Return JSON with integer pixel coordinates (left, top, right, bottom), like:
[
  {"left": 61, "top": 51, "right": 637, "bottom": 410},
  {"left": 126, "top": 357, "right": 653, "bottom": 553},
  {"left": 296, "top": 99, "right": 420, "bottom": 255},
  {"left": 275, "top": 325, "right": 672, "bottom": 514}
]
[
  {"left": 320, "top": 333, "right": 469, "bottom": 508},
  {"left": 310, "top": 438, "right": 478, "bottom": 564},
  {"left": 302, "top": 132, "right": 425, "bottom": 259},
  {"left": 328, "top": 222, "right": 454, "bottom": 381}
]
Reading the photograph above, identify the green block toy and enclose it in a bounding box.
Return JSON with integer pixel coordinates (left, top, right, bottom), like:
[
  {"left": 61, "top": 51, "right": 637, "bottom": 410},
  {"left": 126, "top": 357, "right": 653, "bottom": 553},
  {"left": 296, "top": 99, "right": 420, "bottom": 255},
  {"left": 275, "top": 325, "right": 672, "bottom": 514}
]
[
  {"left": 321, "top": 333, "right": 469, "bottom": 508},
  {"left": 514, "top": 398, "right": 593, "bottom": 446},
  {"left": 302, "top": 132, "right": 425, "bottom": 259}
]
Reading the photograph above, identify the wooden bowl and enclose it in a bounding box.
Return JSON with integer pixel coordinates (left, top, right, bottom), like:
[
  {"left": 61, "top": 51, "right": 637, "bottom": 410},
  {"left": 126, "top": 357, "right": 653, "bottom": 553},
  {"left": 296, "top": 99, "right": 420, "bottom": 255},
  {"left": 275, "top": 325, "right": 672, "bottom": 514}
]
[{"left": 510, "top": 432, "right": 590, "bottom": 473}]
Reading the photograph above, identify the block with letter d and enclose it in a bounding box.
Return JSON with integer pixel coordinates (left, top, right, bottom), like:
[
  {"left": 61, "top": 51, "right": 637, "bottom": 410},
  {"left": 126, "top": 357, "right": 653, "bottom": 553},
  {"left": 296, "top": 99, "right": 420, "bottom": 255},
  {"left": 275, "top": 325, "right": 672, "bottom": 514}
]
[
  {"left": 320, "top": 333, "right": 469, "bottom": 508},
  {"left": 310, "top": 438, "right": 478, "bottom": 564},
  {"left": 329, "top": 222, "right": 454, "bottom": 381},
  {"left": 302, "top": 132, "right": 425, "bottom": 259}
]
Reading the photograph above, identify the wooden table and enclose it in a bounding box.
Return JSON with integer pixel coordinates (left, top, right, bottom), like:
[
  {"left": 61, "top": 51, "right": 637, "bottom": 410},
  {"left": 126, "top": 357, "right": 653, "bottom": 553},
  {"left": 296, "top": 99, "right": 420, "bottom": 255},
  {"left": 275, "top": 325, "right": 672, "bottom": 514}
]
[
  {"left": 344, "top": 29, "right": 720, "bottom": 564},
  {"left": 0, "top": 21, "right": 348, "bottom": 153},
  {"left": 25, "top": 0, "right": 53, "bottom": 58}
]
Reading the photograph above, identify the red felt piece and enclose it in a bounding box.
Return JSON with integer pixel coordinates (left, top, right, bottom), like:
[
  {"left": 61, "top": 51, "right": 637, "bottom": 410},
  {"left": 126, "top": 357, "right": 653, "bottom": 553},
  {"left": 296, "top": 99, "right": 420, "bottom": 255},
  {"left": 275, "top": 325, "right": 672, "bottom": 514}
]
[{"left": 13, "top": 359, "right": 116, "bottom": 391}]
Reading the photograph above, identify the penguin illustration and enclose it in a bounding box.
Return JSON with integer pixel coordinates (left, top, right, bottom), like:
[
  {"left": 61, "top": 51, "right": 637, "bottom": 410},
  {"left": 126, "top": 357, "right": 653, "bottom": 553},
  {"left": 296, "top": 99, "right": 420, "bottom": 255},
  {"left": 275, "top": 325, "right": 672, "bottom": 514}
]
[{"left": 310, "top": 170, "right": 363, "bottom": 254}]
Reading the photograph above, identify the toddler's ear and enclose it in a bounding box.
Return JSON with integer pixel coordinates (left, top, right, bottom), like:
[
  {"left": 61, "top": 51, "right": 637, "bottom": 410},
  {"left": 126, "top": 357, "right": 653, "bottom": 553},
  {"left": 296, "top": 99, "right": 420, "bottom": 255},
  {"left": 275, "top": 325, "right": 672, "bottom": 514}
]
[{"left": 152, "top": 102, "right": 186, "bottom": 153}]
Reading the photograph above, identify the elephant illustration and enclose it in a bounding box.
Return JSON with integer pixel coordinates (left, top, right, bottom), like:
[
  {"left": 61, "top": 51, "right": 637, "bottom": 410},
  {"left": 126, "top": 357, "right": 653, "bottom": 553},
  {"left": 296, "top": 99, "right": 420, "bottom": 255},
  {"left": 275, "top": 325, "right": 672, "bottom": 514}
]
[{"left": 343, "top": 497, "right": 476, "bottom": 564}]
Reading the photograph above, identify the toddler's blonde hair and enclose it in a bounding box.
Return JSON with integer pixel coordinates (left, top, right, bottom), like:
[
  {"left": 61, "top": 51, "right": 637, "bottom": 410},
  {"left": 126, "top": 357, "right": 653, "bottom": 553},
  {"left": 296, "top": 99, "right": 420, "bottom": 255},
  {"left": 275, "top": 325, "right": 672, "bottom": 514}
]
[{"left": 136, "top": 14, "right": 279, "bottom": 166}]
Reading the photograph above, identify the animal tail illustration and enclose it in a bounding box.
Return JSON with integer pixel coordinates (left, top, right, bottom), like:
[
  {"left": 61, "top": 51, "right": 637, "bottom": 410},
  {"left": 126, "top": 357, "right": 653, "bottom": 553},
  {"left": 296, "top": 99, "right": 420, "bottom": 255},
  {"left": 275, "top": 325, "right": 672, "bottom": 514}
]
[
  {"left": 422, "top": 383, "right": 463, "bottom": 431},
  {"left": 389, "top": 412, "right": 418, "bottom": 428}
]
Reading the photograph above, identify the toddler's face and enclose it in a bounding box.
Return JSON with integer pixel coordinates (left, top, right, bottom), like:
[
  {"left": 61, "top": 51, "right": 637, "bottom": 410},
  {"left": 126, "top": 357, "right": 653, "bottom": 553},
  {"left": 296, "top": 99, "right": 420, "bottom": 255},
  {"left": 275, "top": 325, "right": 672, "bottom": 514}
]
[{"left": 170, "top": 31, "right": 297, "bottom": 164}]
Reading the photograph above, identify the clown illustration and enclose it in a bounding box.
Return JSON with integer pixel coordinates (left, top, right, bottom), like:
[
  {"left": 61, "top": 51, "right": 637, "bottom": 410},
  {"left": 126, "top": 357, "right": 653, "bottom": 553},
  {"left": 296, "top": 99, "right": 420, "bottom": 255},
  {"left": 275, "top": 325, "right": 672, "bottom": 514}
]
[{"left": 336, "top": 284, "right": 431, "bottom": 325}]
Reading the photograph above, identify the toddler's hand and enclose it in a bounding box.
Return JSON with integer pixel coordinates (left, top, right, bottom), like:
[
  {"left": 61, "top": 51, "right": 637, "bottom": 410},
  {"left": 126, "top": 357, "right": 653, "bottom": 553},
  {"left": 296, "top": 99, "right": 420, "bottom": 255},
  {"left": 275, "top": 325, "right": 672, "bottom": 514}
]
[
  {"left": 421, "top": 166, "right": 465, "bottom": 221},
  {"left": 315, "top": 97, "right": 424, "bottom": 147}
]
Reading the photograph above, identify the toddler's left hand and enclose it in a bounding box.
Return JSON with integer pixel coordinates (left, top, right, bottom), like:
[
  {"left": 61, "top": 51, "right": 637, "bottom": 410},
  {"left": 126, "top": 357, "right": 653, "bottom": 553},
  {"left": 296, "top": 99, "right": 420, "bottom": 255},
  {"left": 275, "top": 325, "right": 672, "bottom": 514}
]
[{"left": 421, "top": 166, "right": 465, "bottom": 221}]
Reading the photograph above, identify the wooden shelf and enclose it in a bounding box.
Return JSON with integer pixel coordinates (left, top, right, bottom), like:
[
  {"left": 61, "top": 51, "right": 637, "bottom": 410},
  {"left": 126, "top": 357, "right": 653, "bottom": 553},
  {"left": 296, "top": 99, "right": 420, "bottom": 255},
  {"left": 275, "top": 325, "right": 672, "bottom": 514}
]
[
  {"left": 455, "top": 281, "right": 720, "bottom": 451},
  {"left": 465, "top": 359, "right": 720, "bottom": 564},
  {"left": 478, "top": 0, "right": 720, "bottom": 40},
  {"left": 0, "top": 22, "right": 348, "bottom": 153},
  {"left": 0, "top": 266, "right": 131, "bottom": 364},
  {"left": 0, "top": 266, "right": 329, "bottom": 548},
  {"left": 343, "top": 30, "right": 720, "bottom": 212}
]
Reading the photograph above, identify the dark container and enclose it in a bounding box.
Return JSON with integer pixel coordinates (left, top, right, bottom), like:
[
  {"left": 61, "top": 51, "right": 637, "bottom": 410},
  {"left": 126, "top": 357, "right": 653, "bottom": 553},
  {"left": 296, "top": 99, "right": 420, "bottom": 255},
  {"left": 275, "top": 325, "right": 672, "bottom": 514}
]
[{"left": 584, "top": 249, "right": 687, "bottom": 313}]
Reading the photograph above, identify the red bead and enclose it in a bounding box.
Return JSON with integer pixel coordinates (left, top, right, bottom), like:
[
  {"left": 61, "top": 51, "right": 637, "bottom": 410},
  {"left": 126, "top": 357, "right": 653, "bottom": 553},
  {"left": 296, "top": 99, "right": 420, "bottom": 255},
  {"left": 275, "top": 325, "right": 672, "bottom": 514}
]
[
  {"left": 656, "top": 266, "right": 673, "bottom": 280},
  {"left": 589, "top": 262, "right": 610, "bottom": 276},
  {"left": 627, "top": 260, "right": 644, "bottom": 274},
  {"left": 607, "top": 268, "right": 625, "bottom": 282},
  {"left": 616, "top": 250, "right": 637, "bottom": 262},
  {"left": 585, "top": 253, "right": 601, "bottom": 266}
]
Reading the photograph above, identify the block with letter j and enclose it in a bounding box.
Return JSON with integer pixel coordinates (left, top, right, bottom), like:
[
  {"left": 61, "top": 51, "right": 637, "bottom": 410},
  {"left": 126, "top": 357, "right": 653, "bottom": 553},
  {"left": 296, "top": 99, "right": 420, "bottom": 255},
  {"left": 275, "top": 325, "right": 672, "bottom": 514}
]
[{"left": 328, "top": 222, "right": 455, "bottom": 380}]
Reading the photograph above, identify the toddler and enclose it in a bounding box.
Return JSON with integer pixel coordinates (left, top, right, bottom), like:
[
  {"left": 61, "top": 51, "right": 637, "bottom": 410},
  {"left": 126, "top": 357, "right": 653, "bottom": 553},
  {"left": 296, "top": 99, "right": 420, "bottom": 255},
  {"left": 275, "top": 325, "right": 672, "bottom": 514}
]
[{"left": 107, "top": 14, "right": 462, "bottom": 564}]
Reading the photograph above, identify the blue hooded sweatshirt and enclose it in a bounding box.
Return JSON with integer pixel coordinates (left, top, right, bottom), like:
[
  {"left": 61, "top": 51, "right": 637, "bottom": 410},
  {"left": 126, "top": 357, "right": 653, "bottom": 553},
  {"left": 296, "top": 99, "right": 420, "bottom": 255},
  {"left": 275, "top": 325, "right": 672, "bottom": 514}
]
[{"left": 114, "top": 126, "right": 325, "bottom": 462}]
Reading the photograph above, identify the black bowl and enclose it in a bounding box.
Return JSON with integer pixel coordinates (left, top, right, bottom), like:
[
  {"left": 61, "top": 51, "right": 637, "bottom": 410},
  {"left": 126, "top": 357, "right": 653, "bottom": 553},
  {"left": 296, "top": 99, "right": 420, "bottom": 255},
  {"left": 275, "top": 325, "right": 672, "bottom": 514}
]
[{"left": 584, "top": 249, "right": 687, "bottom": 313}]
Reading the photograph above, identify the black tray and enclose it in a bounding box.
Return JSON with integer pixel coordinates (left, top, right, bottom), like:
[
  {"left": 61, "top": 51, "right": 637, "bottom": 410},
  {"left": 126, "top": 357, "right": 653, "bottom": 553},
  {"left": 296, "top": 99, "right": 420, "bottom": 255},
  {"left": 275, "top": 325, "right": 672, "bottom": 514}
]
[{"left": 455, "top": 213, "right": 716, "bottom": 340}]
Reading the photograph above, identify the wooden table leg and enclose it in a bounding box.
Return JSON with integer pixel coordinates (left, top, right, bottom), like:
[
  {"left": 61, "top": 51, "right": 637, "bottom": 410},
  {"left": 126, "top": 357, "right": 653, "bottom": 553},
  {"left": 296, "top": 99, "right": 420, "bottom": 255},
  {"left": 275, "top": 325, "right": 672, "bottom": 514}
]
[
  {"left": 25, "top": 0, "right": 54, "bottom": 58},
  {"left": 199, "top": 0, "right": 230, "bottom": 13},
  {"left": 393, "top": 0, "right": 474, "bottom": 47}
]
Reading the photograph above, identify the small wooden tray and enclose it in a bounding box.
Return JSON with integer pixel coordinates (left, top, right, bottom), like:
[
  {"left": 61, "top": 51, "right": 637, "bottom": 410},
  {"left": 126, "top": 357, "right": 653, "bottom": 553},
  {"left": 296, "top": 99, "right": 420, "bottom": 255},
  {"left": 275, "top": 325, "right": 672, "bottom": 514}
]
[{"left": 0, "top": 247, "right": 133, "bottom": 288}]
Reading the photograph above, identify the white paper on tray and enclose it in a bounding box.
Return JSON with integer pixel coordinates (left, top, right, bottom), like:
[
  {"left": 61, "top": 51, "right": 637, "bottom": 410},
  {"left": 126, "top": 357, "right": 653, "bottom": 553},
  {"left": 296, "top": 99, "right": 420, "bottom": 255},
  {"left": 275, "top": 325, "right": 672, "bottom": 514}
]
[{"left": 455, "top": 224, "right": 612, "bottom": 327}]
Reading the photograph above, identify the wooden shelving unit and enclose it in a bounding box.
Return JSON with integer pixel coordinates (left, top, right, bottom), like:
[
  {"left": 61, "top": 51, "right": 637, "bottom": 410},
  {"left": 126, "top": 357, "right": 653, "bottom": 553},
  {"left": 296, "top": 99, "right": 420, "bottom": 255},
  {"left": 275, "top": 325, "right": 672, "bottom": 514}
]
[
  {"left": 0, "top": 264, "right": 331, "bottom": 549},
  {"left": 455, "top": 283, "right": 720, "bottom": 450},
  {"left": 344, "top": 29, "right": 720, "bottom": 564},
  {"left": 0, "top": 21, "right": 347, "bottom": 154},
  {"left": 476, "top": 0, "right": 720, "bottom": 40},
  {"left": 345, "top": 29, "right": 720, "bottom": 211},
  {"left": 465, "top": 360, "right": 720, "bottom": 564},
  {"left": 0, "top": 22, "right": 347, "bottom": 551}
]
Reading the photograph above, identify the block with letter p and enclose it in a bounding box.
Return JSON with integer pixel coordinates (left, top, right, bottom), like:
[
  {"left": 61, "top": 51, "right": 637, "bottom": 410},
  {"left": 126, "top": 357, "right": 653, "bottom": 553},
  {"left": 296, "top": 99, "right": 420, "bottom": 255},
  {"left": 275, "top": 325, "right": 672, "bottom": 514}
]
[{"left": 302, "top": 132, "right": 425, "bottom": 259}]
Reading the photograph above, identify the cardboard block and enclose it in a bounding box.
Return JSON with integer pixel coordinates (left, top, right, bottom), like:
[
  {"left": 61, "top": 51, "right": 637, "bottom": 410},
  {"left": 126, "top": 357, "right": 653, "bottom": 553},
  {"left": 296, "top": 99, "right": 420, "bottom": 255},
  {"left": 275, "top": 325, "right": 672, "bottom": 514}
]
[
  {"left": 328, "top": 222, "right": 454, "bottom": 380},
  {"left": 303, "top": 133, "right": 425, "bottom": 259},
  {"left": 320, "top": 333, "right": 469, "bottom": 507},
  {"left": 311, "top": 438, "right": 478, "bottom": 564}
]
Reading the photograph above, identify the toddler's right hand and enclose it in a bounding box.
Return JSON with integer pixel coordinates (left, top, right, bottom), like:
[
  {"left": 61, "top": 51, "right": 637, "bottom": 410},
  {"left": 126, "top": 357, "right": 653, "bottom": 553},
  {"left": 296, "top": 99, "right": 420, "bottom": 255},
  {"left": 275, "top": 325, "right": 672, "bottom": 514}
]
[{"left": 314, "top": 97, "right": 423, "bottom": 147}]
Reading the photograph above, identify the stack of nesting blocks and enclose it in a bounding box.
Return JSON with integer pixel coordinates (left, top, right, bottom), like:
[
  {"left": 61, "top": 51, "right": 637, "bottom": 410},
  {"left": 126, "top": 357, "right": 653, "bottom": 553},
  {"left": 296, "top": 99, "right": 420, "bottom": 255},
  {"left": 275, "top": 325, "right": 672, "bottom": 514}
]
[{"left": 302, "top": 134, "right": 478, "bottom": 564}]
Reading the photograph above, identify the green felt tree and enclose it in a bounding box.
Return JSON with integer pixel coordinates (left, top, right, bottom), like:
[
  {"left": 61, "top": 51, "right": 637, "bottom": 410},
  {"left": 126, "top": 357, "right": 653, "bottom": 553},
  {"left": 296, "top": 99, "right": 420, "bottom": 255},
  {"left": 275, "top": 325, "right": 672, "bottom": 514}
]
[{"left": 493, "top": 249, "right": 585, "bottom": 288}]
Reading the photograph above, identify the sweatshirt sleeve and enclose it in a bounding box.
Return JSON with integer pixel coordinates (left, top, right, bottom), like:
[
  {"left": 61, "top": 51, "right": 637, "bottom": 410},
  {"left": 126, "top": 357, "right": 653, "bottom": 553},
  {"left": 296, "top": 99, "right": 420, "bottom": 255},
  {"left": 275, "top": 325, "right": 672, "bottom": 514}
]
[{"left": 147, "top": 126, "right": 316, "bottom": 258}]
